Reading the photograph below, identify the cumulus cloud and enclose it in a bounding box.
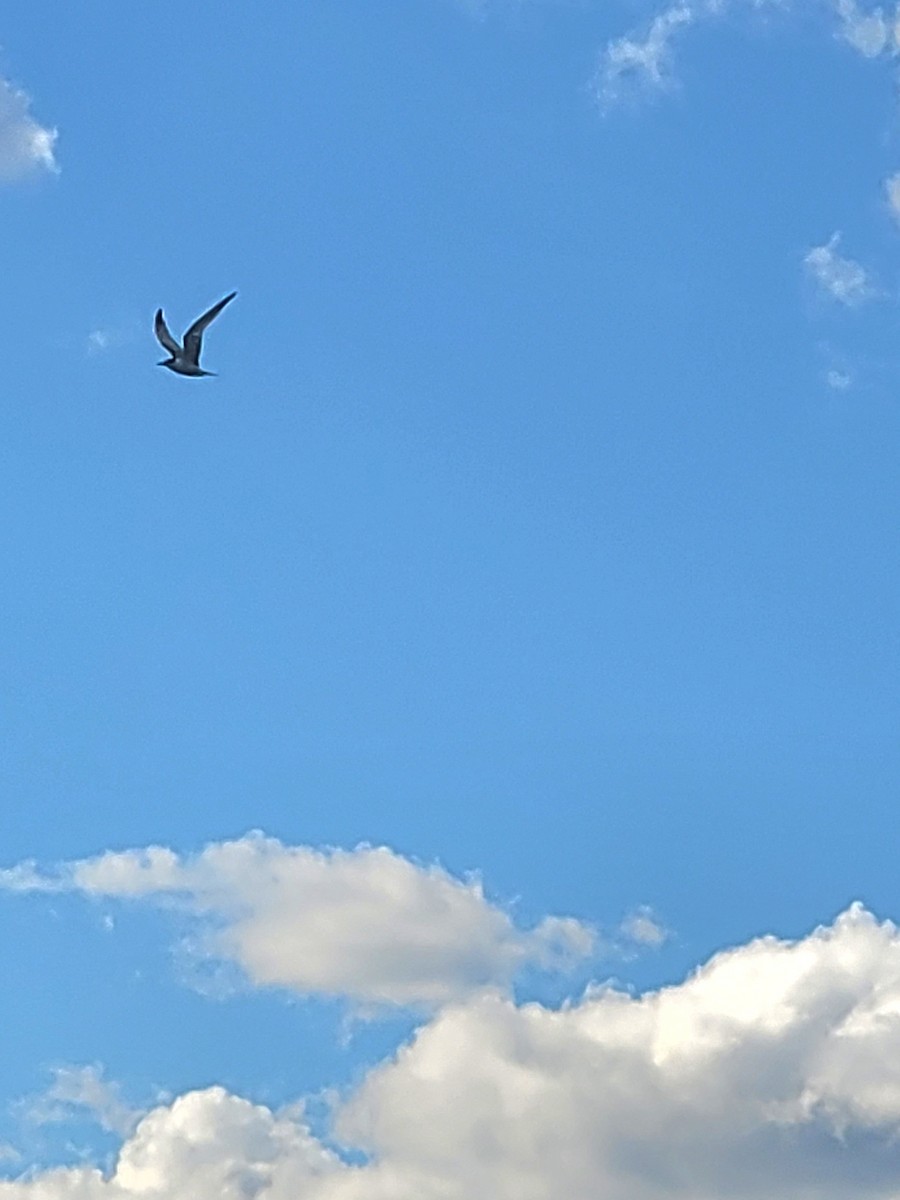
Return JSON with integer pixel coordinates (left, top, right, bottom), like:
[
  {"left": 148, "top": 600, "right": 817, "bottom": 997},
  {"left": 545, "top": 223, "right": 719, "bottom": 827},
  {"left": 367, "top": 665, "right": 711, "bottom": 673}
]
[
  {"left": 0, "top": 76, "right": 57, "bottom": 182},
  {"left": 1, "top": 1089, "right": 338, "bottom": 1200},
  {"left": 804, "top": 233, "right": 877, "bottom": 305},
  {"left": 3, "top": 906, "right": 900, "bottom": 1199},
  {"left": 336, "top": 904, "right": 900, "bottom": 1198},
  {"left": 0, "top": 834, "right": 595, "bottom": 1008}
]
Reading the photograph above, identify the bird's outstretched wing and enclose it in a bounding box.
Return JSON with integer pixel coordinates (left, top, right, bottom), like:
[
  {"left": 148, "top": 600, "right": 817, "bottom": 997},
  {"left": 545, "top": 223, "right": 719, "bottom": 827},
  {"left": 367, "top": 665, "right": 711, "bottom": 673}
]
[
  {"left": 182, "top": 291, "right": 237, "bottom": 366},
  {"left": 154, "top": 309, "right": 181, "bottom": 356}
]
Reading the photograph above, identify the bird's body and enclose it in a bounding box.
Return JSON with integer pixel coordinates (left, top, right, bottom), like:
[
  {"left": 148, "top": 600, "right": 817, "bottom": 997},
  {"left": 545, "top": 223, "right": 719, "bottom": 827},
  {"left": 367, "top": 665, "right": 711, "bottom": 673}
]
[
  {"left": 162, "top": 360, "right": 214, "bottom": 379},
  {"left": 155, "top": 291, "right": 236, "bottom": 376}
]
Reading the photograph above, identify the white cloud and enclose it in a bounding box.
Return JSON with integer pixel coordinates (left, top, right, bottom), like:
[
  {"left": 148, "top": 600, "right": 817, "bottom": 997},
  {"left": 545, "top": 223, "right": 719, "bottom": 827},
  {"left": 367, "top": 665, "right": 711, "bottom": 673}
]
[
  {"left": 85, "top": 326, "right": 135, "bottom": 357},
  {"left": 593, "top": 0, "right": 798, "bottom": 109},
  {"left": 595, "top": 0, "right": 900, "bottom": 110},
  {"left": 0, "top": 861, "right": 54, "bottom": 891},
  {"left": 618, "top": 905, "right": 668, "bottom": 948},
  {"left": 834, "top": 0, "right": 892, "bottom": 56},
  {"left": 1, "top": 1089, "right": 338, "bottom": 1200},
  {"left": 26, "top": 1066, "right": 138, "bottom": 1138},
  {"left": 804, "top": 232, "right": 877, "bottom": 305},
  {"left": 0, "top": 76, "right": 57, "bottom": 182},
  {"left": 4, "top": 906, "right": 900, "bottom": 1198},
  {"left": 826, "top": 367, "right": 853, "bottom": 389},
  {"left": 884, "top": 171, "right": 900, "bottom": 223},
  {"left": 595, "top": 2, "right": 698, "bottom": 109},
  {"left": 0, "top": 834, "right": 595, "bottom": 1008},
  {"left": 335, "top": 906, "right": 900, "bottom": 1198}
]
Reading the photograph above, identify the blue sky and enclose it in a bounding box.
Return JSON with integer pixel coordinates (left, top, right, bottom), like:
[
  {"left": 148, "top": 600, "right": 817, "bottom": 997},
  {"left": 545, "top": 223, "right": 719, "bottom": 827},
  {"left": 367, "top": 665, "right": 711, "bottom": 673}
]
[{"left": 2, "top": 2, "right": 900, "bottom": 1196}]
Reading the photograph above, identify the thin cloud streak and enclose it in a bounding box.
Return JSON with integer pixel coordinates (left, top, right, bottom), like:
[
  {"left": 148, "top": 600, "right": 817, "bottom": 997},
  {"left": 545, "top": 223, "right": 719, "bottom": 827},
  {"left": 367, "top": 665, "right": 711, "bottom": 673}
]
[{"left": 0, "top": 76, "right": 57, "bottom": 181}]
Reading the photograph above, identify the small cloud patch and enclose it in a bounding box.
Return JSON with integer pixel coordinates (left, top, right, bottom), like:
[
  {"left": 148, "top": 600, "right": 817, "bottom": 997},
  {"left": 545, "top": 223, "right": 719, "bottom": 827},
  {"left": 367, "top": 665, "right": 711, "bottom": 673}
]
[
  {"left": 619, "top": 905, "right": 669, "bottom": 948},
  {"left": 826, "top": 367, "right": 853, "bottom": 390},
  {"left": 0, "top": 76, "right": 57, "bottom": 182},
  {"left": 804, "top": 233, "right": 877, "bottom": 306}
]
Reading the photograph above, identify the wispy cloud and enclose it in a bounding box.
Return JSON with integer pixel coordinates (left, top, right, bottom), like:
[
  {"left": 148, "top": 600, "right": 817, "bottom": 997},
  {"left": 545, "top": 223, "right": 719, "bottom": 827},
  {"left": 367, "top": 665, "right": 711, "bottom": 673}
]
[
  {"left": 826, "top": 366, "right": 853, "bottom": 389},
  {"left": 884, "top": 171, "right": 900, "bottom": 222},
  {"left": 0, "top": 861, "right": 56, "bottom": 892},
  {"left": 86, "top": 331, "right": 112, "bottom": 355},
  {"left": 594, "top": 2, "right": 699, "bottom": 110},
  {"left": 834, "top": 0, "right": 894, "bottom": 57},
  {"left": 594, "top": 0, "right": 900, "bottom": 111},
  {"left": 593, "top": 0, "right": 796, "bottom": 111},
  {"left": 619, "top": 905, "right": 669, "bottom": 948},
  {"left": 0, "top": 76, "right": 57, "bottom": 182},
  {"left": 804, "top": 232, "right": 878, "bottom": 306},
  {"left": 84, "top": 322, "right": 141, "bottom": 358},
  {"left": 25, "top": 1066, "right": 138, "bottom": 1138},
  {"left": 85, "top": 327, "right": 134, "bottom": 357}
]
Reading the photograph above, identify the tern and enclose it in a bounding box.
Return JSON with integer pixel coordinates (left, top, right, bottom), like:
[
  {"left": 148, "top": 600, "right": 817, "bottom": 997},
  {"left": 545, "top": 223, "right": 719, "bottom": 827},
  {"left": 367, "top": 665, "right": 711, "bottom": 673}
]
[{"left": 155, "top": 291, "right": 237, "bottom": 377}]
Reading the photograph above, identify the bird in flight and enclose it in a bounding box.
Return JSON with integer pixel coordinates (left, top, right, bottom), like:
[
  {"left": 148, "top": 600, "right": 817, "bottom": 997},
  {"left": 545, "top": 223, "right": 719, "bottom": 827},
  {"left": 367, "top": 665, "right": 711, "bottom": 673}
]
[{"left": 154, "top": 291, "right": 237, "bottom": 376}]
